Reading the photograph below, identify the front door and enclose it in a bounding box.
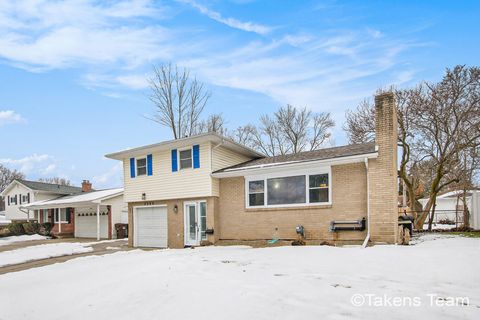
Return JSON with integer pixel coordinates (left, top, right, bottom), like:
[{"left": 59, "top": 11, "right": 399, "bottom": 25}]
[{"left": 184, "top": 201, "right": 207, "bottom": 246}]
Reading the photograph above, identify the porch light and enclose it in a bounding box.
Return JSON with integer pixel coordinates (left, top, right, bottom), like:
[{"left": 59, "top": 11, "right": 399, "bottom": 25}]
[
  {"left": 174, "top": 204, "right": 178, "bottom": 213},
  {"left": 142, "top": 193, "right": 146, "bottom": 200}
]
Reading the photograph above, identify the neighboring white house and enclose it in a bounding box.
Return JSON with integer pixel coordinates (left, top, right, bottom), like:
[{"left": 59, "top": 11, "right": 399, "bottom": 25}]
[
  {"left": 419, "top": 190, "right": 480, "bottom": 229},
  {"left": 22, "top": 187, "right": 127, "bottom": 239},
  {"left": 0, "top": 179, "right": 83, "bottom": 221}
]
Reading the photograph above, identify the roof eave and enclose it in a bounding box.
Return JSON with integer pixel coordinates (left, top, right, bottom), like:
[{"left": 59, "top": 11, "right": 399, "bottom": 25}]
[
  {"left": 104, "top": 132, "right": 263, "bottom": 160},
  {"left": 0, "top": 180, "right": 34, "bottom": 196},
  {"left": 211, "top": 151, "right": 378, "bottom": 178}
]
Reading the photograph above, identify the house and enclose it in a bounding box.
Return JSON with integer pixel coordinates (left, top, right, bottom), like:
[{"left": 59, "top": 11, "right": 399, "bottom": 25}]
[
  {"left": 419, "top": 189, "right": 480, "bottom": 229},
  {"left": 0, "top": 179, "right": 84, "bottom": 221},
  {"left": 2, "top": 179, "right": 128, "bottom": 239},
  {"left": 105, "top": 93, "right": 400, "bottom": 248}
]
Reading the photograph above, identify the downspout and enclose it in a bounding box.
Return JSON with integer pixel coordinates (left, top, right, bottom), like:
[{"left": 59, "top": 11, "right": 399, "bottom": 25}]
[{"left": 362, "top": 158, "right": 371, "bottom": 248}]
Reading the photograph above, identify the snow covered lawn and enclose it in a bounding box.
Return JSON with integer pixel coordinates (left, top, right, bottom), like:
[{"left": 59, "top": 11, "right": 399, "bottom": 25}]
[
  {"left": 0, "top": 235, "right": 479, "bottom": 320},
  {"left": 0, "top": 234, "right": 49, "bottom": 246},
  {"left": 0, "top": 243, "right": 93, "bottom": 267}
]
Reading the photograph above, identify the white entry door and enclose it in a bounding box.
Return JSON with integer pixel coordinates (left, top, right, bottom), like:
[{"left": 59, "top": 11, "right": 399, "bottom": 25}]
[
  {"left": 184, "top": 201, "right": 207, "bottom": 246},
  {"left": 134, "top": 206, "right": 168, "bottom": 248}
]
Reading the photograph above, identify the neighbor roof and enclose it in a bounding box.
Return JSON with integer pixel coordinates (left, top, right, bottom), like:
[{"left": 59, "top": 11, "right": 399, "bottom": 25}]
[
  {"left": 1, "top": 179, "right": 83, "bottom": 196},
  {"left": 104, "top": 132, "right": 264, "bottom": 160},
  {"left": 21, "top": 188, "right": 123, "bottom": 210},
  {"left": 213, "top": 142, "right": 377, "bottom": 175}
]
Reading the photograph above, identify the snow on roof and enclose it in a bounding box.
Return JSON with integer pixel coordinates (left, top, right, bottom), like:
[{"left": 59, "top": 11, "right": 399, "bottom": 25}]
[{"left": 22, "top": 188, "right": 123, "bottom": 210}]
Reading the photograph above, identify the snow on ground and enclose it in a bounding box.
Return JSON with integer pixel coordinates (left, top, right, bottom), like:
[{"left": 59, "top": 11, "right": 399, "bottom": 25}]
[
  {"left": 423, "top": 223, "right": 456, "bottom": 230},
  {"left": 0, "top": 234, "right": 49, "bottom": 246},
  {"left": 0, "top": 235, "right": 479, "bottom": 320},
  {"left": 0, "top": 243, "right": 93, "bottom": 267}
]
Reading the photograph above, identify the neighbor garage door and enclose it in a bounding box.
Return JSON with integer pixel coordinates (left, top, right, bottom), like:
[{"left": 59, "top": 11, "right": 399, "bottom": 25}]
[
  {"left": 135, "top": 206, "right": 168, "bottom": 248},
  {"left": 75, "top": 214, "right": 108, "bottom": 238}
]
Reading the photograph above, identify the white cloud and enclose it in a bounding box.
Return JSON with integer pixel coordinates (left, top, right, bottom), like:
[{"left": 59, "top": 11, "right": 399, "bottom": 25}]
[
  {"left": 92, "top": 163, "right": 123, "bottom": 188},
  {"left": 41, "top": 164, "right": 57, "bottom": 175},
  {"left": 0, "top": 110, "right": 26, "bottom": 126},
  {"left": 0, "top": 1, "right": 171, "bottom": 71},
  {"left": 184, "top": 29, "right": 417, "bottom": 111},
  {"left": 0, "top": 154, "right": 53, "bottom": 174},
  {"left": 178, "top": 0, "right": 272, "bottom": 35}
]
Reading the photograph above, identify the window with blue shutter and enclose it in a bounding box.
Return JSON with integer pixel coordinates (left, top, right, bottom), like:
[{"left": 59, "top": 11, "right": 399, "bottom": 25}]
[
  {"left": 193, "top": 145, "right": 200, "bottom": 169},
  {"left": 130, "top": 158, "right": 136, "bottom": 178},
  {"left": 147, "top": 154, "right": 153, "bottom": 176},
  {"left": 171, "top": 149, "right": 178, "bottom": 172}
]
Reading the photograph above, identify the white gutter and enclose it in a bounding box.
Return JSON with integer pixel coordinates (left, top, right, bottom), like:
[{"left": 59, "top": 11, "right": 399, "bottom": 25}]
[
  {"left": 362, "top": 157, "right": 370, "bottom": 248},
  {"left": 212, "top": 152, "right": 378, "bottom": 178}
]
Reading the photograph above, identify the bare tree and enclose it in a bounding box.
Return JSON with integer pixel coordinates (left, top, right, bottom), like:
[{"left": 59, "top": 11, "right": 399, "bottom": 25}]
[
  {"left": 231, "top": 125, "right": 256, "bottom": 147},
  {"left": 344, "top": 90, "right": 422, "bottom": 213},
  {"left": 0, "top": 164, "right": 25, "bottom": 211},
  {"left": 236, "top": 105, "right": 335, "bottom": 156},
  {"left": 195, "top": 113, "right": 227, "bottom": 135},
  {"left": 344, "top": 99, "right": 375, "bottom": 144},
  {"left": 413, "top": 66, "right": 480, "bottom": 229},
  {"left": 148, "top": 63, "right": 211, "bottom": 139},
  {"left": 38, "top": 177, "right": 71, "bottom": 186}
]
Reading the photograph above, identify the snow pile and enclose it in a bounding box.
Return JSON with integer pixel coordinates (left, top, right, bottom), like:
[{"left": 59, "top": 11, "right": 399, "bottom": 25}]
[
  {"left": 0, "top": 235, "right": 479, "bottom": 320},
  {"left": 0, "top": 234, "right": 49, "bottom": 246},
  {"left": 0, "top": 243, "right": 93, "bottom": 267}
]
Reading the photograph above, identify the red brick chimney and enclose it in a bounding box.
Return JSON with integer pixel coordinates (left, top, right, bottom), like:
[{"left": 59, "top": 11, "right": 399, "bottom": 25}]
[{"left": 82, "top": 180, "right": 92, "bottom": 192}]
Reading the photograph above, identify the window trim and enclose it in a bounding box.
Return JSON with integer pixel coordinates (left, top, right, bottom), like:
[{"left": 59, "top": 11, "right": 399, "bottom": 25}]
[
  {"left": 136, "top": 157, "right": 147, "bottom": 176},
  {"left": 54, "top": 208, "right": 69, "bottom": 223},
  {"left": 178, "top": 147, "right": 193, "bottom": 170},
  {"left": 245, "top": 167, "right": 332, "bottom": 209}
]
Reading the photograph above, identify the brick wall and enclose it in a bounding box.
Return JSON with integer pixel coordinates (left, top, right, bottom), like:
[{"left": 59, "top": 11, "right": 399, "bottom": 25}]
[
  {"left": 217, "top": 163, "right": 368, "bottom": 243},
  {"left": 368, "top": 92, "right": 398, "bottom": 243}
]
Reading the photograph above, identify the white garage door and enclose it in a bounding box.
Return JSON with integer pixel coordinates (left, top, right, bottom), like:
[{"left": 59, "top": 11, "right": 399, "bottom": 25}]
[
  {"left": 75, "top": 215, "right": 108, "bottom": 238},
  {"left": 135, "top": 206, "right": 168, "bottom": 248}
]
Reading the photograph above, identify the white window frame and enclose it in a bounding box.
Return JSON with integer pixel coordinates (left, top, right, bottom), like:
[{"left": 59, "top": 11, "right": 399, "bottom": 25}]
[
  {"left": 183, "top": 200, "right": 207, "bottom": 246},
  {"left": 54, "top": 208, "right": 69, "bottom": 223},
  {"left": 245, "top": 167, "right": 332, "bottom": 209},
  {"left": 136, "top": 157, "right": 147, "bottom": 176},
  {"left": 178, "top": 147, "right": 193, "bottom": 170}
]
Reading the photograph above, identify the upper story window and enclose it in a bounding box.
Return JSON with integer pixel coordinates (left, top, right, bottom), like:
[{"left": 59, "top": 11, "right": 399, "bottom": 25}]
[
  {"left": 179, "top": 149, "right": 192, "bottom": 170},
  {"left": 136, "top": 158, "right": 147, "bottom": 176},
  {"left": 246, "top": 169, "right": 331, "bottom": 208}
]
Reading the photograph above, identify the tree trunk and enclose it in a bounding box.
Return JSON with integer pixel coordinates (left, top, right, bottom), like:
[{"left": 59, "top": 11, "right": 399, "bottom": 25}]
[
  {"left": 427, "top": 196, "right": 437, "bottom": 231},
  {"left": 462, "top": 189, "right": 470, "bottom": 229}
]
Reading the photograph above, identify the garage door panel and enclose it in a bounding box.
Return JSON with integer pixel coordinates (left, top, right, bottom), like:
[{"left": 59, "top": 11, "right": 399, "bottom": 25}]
[
  {"left": 135, "top": 206, "right": 167, "bottom": 248},
  {"left": 75, "top": 215, "right": 108, "bottom": 238}
]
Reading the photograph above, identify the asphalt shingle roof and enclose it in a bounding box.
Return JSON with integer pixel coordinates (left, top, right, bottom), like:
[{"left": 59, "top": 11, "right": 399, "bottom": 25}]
[
  {"left": 17, "top": 179, "right": 84, "bottom": 195},
  {"left": 214, "top": 142, "right": 376, "bottom": 173}
]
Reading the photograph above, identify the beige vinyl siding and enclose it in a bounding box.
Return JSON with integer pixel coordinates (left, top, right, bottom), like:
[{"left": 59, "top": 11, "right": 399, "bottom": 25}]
[
  {"left": 123, "top": 142, "right": 213, "bottom": 202},
  {"left": 211, "top": 145, "right": 253, "bottom": 196},
  {"left": 101, "top": 194, "right": 127, "bottom": 238}
]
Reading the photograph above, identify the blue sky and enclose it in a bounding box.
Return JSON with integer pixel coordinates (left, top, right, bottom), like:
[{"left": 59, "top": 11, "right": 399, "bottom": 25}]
[{"left": 0, "top": 0, "right": 479, "bottom": 189}]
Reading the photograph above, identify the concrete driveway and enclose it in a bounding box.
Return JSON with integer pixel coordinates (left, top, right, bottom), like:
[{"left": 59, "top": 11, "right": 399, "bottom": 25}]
[{"left": 0, "top": 238, "right": 132, "bottom": 275}]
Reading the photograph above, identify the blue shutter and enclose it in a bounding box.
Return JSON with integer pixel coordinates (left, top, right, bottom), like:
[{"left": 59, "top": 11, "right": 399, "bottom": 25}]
[
  {"left": 171, "top": 149, "right": 178, "bottom": 172},
  {"left": 193, "top": 144, "right": 200, "bottom": 169},
  {"left": 147, "top": 154, "right": 153, "bottom": 176},
  {"left": 130, "top": 158, "right": 136, "bottom": 178}
]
